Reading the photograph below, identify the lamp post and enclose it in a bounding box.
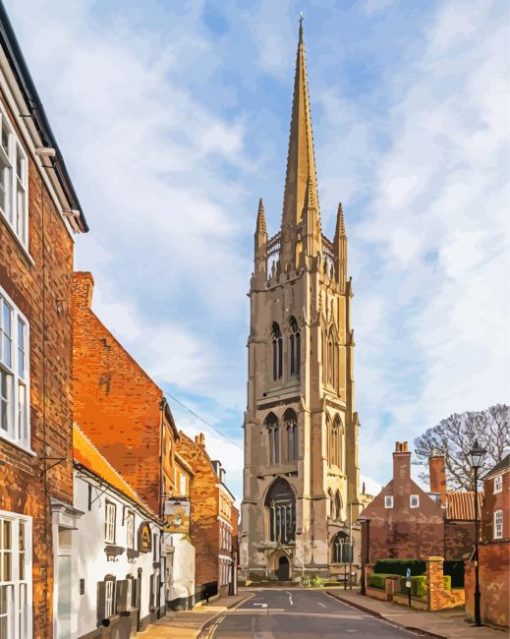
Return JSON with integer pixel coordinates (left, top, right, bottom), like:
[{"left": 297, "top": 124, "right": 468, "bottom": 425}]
[
  {"left": 468, "top": 439, "right": 486, "bottom": 627},
  {"left": 358, "top": 516, "right": 370, "bottom": 596}
]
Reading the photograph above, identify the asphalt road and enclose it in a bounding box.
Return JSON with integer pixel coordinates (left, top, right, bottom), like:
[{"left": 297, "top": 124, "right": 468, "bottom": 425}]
[{"left": 205, "top": 589, "right": 421, "bottom": 638}]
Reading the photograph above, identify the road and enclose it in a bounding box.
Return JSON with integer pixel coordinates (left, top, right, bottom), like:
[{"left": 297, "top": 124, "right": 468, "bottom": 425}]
[{"left": 204, "top": 589, "right": 421, "bottom": 638}]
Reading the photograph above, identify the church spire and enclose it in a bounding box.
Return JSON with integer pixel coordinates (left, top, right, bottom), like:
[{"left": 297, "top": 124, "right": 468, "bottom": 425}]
[
  {"left": 254, "top": 198, "right": 268, "bottom": 284},
  {"left": 281, "top": 18, "right": 321, "bottom": 268},
  {"left": 334, "top": 202, "right": 348, "bottom": 291}
]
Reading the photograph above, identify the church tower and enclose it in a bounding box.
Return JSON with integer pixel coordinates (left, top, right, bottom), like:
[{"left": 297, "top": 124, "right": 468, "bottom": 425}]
[{"left": 240, "top": 21, "right": 361, "bottom": 582}]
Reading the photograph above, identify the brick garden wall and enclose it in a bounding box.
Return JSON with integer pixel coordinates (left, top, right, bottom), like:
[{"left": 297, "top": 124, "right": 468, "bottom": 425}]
[{"left": 0, "top": 92, "right": 75, "bottom": 638}]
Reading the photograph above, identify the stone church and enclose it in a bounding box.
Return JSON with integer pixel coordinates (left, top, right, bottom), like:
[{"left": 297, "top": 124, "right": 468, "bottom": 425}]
[{"left": 240, "top": 23, "right": 362, "bottom": 582}]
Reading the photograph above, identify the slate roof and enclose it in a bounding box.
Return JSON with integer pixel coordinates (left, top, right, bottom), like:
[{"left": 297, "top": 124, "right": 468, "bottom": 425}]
[{"left": 482, "top": 454, "right": 510, "bottom": 480}]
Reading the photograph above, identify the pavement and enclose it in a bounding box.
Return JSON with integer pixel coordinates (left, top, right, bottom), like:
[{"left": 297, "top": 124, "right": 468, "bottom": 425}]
[
  {"left": 138, "top": 588, "right": 508, "bottom": 638},
  {"left": 139, "top": 593, "right": 249, "bottom": 639},
  {"left": 327, "top": 589, "right": 507, "bottom": 639}
]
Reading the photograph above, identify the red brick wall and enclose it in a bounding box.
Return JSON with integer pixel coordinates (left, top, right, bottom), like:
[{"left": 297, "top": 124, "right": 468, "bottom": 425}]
[
  {"left": 0, "top": 93, "right": 75, "bottom": 638},
  {"left": 361, "top": 479, "right": 444, "bottom": 561},
  {"left": 444, "top": 521, "right": 475, "bottom": 559},
  {"left": 482, "top": 471, "right": 509, "bottom": 543},
  {"left": 465, "top": 541, "right": 510, "bottom": 628},
  {"left": 72, "top": 273, "right": 171, "bottom": 514},
  {"left": 176, "top": 433, "right": 220, "bottom": 589}
]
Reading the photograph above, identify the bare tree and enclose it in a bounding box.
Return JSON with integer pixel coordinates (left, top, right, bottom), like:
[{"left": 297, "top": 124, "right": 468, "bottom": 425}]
[{"left": 414, "top": 404, "right": 510, "bottom": 490}]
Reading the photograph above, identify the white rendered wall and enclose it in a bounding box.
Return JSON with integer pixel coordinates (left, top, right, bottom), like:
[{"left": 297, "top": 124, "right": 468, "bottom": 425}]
[
  {"left": 71, "top": 472, "right": 163, "bottom": 638},
  {"left": 166, "top": 533, "right": 195, "bottom": 604}
]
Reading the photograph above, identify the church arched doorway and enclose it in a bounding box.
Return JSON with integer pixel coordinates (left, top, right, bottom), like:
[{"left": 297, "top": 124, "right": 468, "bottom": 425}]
[{"left": 276, "top": 556, "right": 290, "bottom": 581}]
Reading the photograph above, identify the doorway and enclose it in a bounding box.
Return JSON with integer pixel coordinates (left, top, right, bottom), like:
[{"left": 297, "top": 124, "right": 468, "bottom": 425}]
[{"left": 276, "top": 556, "right": 290, "bottom": 581}]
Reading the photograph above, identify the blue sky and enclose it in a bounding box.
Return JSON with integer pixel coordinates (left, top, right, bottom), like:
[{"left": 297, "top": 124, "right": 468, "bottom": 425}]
[{"left": 6, "top": 0, "right": 509, "bottom": 502}]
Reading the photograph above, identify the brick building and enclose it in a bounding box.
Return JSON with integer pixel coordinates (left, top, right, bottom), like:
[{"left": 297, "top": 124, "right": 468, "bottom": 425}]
[
  {"left": 72, "top": 271, "right": 178, "bottom": 516},
  {"left": 465, "top": 453, "right": 509, "bottom": 628},
  {"left": 72, "top": 271, "right": 187, "bottom": 615},
  {"left": 360, "top": 442, "right": 476, "bottom": 563},
  {"left": 0, "top": 4, "right": 88, "bottom": 637},
  {"left": 176, "top": 432, "right": 237, "bottom": 601}
]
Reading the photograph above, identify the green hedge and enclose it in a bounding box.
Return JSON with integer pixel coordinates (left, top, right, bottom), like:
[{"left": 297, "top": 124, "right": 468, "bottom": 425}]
[
  {"left": 399, "top": 575, "right": 427, "bottom": 598},
  {"left": 444, "top": 561, "right": 464, "bottom": 588},
  {"left": 443, "top": 575, "right": 451, "bottom": 591},
  {"left": 368, "top": 573, "right": 400, "bottom": 589},
  {"left": 373, "top": 559, "right": 426, "bottom": 576}
]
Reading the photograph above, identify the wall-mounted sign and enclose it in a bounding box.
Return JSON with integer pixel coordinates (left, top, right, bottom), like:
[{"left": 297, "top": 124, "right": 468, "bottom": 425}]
[
  {"left": 164, "top": 499, "right": 190, "bottom": 534},
  {"left": 138, "top": 522, "right": 152, "bottom": 553}
]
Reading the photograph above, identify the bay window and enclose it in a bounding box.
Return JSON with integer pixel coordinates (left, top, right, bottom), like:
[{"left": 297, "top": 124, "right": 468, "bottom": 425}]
[{"left": 0, "top": 290, "right": 29, "bottom": 450}]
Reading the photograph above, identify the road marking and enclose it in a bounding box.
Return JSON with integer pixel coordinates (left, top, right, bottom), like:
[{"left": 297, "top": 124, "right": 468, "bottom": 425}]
[
  {"left": 253, "top": 602, "right": 268, "bottom": 608},
  {"left": 286, "top": 591, "right": 294, "bottom": 606},
  {"left": 317, "top": 601, "right": 326, "bottom": 608}
]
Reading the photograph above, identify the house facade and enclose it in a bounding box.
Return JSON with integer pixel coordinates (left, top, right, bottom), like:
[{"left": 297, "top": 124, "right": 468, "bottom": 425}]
[
  {"left": 0, "top": 4, "right": 88, "bottom": 637},
  {"left": 176, "top": 433, "right": 237, "bottom": 602},
  {"left": 73, "top": 425, "right": 165, "bottom": 638},
  {"left": 240, "top": 21, "right": 361, "bottom": 583},
  {"left": 465, "top": 454, "right": 509, "bottom": 628},
  {"left": 360, "top": 442, "right": 476, "bottom": 563}
]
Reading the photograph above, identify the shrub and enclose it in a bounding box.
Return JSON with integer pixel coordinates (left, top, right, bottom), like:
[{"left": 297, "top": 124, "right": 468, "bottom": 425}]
[
  {"left": 400, "top": 575, "right": 427, "bottom": 598},
  {"left": 373, "top": 559, "right": 426, "bottom": 577},
  {"left": 443, "top": 575, "right": 451, "bottom": 591},
  {"left": 301, "top": 577, "right": 311, "bottom": 587},
  {"left": 311, "top": 575, "right": 324, "bottom": 587},
  {"left": 368, "top": 573, "right": 400, "bottom": 589}
]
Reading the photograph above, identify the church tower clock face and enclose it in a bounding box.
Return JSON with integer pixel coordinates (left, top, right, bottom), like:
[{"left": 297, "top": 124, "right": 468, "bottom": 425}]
[{"left": 240, "top": 21, "right": 361, "bottom": 582}]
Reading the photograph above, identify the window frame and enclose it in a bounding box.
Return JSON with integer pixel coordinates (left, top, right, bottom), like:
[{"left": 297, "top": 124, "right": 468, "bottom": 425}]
[
  {"left": 104, "top": 575, "right": 116, "bottom": 619},
  {"left": 125, "top": 511, "right": 135, "bottom": 550},
  {"left": 493, "top": 475, "right": 503, "bottom": 494},
  {"left": 105, "top": 501, "right": 116, "bottom": 545},
  {"left": 0, "top": 510, "right": 32, "bottom": 639},
  {"left": 410, "top": 495, "right": 420, "bottom": 509},
  {"left": 384, "top": 495, "right": 394, "bottom": 509},
  {"left": 0, "top": 107, "right": 29, "bottom": 248},
  {"left": 494, "top": 510, "right": 503, "bottom": 540},
  {"left": 0, "top": 287, "right": 30, "bottom": 451}
]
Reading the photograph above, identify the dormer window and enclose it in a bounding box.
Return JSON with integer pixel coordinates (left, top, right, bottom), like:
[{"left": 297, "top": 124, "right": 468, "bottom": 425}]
[
  {"left": 384, "top": 495, "right": 393, "bottom": 509},
  {"left": 410, "top": 495, "right": 419, "bottom": 508}
]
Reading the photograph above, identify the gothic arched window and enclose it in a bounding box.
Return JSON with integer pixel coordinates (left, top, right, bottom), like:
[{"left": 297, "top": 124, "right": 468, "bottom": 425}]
[
  {"left": 331, "top": 531, "right": 352, "bottom": 564},
  {"left": 327, "top": 329, "right": 334, "bottom": 386},
  {"left": 272, "top": 323, "right": 283, "bottom": 381},
  {"left": 330, "top": 418, "right": 339, "bottom": 467},
  {"left": 265, "top": 413, "right": 280, "bottom": 465},
  {"left": 283, "top": 409, "right": 298, "bottom": 462},
  {"left": 333, "top": 415, "right": 342, "bottom": 470},
  {"left": 265, "top": 478, "right": 295, "bottom": 544},
  {"left": 328, "top": 488, "right": 334, "bottom": 518},
  {"left": 327, "top": 326, "right": 338, "bottom": 389},
  {"left": 289, "top": 317, "right": 300, "bottom": 378}
]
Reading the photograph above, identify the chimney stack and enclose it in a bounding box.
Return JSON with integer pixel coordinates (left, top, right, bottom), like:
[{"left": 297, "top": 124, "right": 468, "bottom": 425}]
[
  {"left": 429, "top": 451, "right": 446, "bottom": 505},
  {"left": 393, "top": 441, "right": 411, "bottom": 484}
]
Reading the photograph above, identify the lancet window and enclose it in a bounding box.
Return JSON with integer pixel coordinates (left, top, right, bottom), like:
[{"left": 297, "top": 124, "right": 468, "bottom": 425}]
[
  {"left": 271, "top": 323, "right": 283, "bottom": 381},
  {"left": 331, "top": 531, "right": 353, "bottom": 564},
  {"left": 265, "top": 413, "right": 280, "bottom": 465},
  {"left": 288, "top": 317, "right": 300, "bottom": 378},
  {"left": 328, "top": 415, "right": 342, "bottom": 469},
  {"left": 265, "top": 478, "right": 295, "bottom": 544},
  {"left": 326, "top": 326, "right": 338, "bottom": 389},
  {"left": 284, "top": 409, "right": 298, "bottom": 462}
]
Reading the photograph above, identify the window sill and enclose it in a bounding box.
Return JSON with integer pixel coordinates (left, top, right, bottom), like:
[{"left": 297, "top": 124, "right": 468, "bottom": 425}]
[
  {"left": 0, "top": 213, "right": 35, "bottom": 266},
  {"left": 0, "top": 432, "right": 37, "bottom": 457}
]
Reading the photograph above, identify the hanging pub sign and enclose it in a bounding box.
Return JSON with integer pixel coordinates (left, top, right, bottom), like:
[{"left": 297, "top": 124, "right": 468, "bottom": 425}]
[
  {"left": 138, "top": 522, "right": 152, "bottom": 553},
  {"left": 163, "top": 499, "right": 191, "bottom": 534}
]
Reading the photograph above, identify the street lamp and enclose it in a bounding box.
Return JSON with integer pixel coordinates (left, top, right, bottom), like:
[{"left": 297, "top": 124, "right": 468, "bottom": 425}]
[
  {"left": 468, "top": 439, "right": 486, "bottom": 627},
  {"left": 357, "top": 515, "right": 370, "bottom": 596}
]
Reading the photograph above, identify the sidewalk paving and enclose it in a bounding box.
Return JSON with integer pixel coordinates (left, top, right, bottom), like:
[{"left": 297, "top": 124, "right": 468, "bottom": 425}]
[
  {"left": 139, "top": 593, "right": 249, "bottom": 639},
  {"left": 327, "top": 589, "right": 507, "bottom": 638}
]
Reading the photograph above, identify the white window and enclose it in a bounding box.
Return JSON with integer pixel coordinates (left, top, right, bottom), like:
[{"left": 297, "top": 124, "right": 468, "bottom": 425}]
[
  {"left": 0, "top": 111, "right": 28, "bottom": 247},
  {"left": 384, "top": 495, "right": 393, "bottom": 509},
  {"left": 0, "top": 290, "right": 29, "bottom": 450},
  {"left": 494, "top": 510, "right": 503, "bottom": 540},
  {"left": 104, "top": 577, "right": 115, "bottom": 619},
  {"left": 0, "top": 512, "right": 32, "bottom": 639},
  {"left": 410, "top": 495, "right": 420, "bottom": 508},
  {"left": 126, "top": 511, "right": 135, "bottom": 549},
  {"left": 105, "top": 502, "right": 116, "bottom": 544},
  {"left": 493, "top": 475, "right": 503, "bottom": 494}
]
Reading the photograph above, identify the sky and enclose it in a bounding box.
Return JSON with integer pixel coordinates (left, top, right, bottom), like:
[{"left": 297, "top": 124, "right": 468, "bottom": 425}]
[{"left": 5, "top": 0, "right": 509, "bottom": 502}]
